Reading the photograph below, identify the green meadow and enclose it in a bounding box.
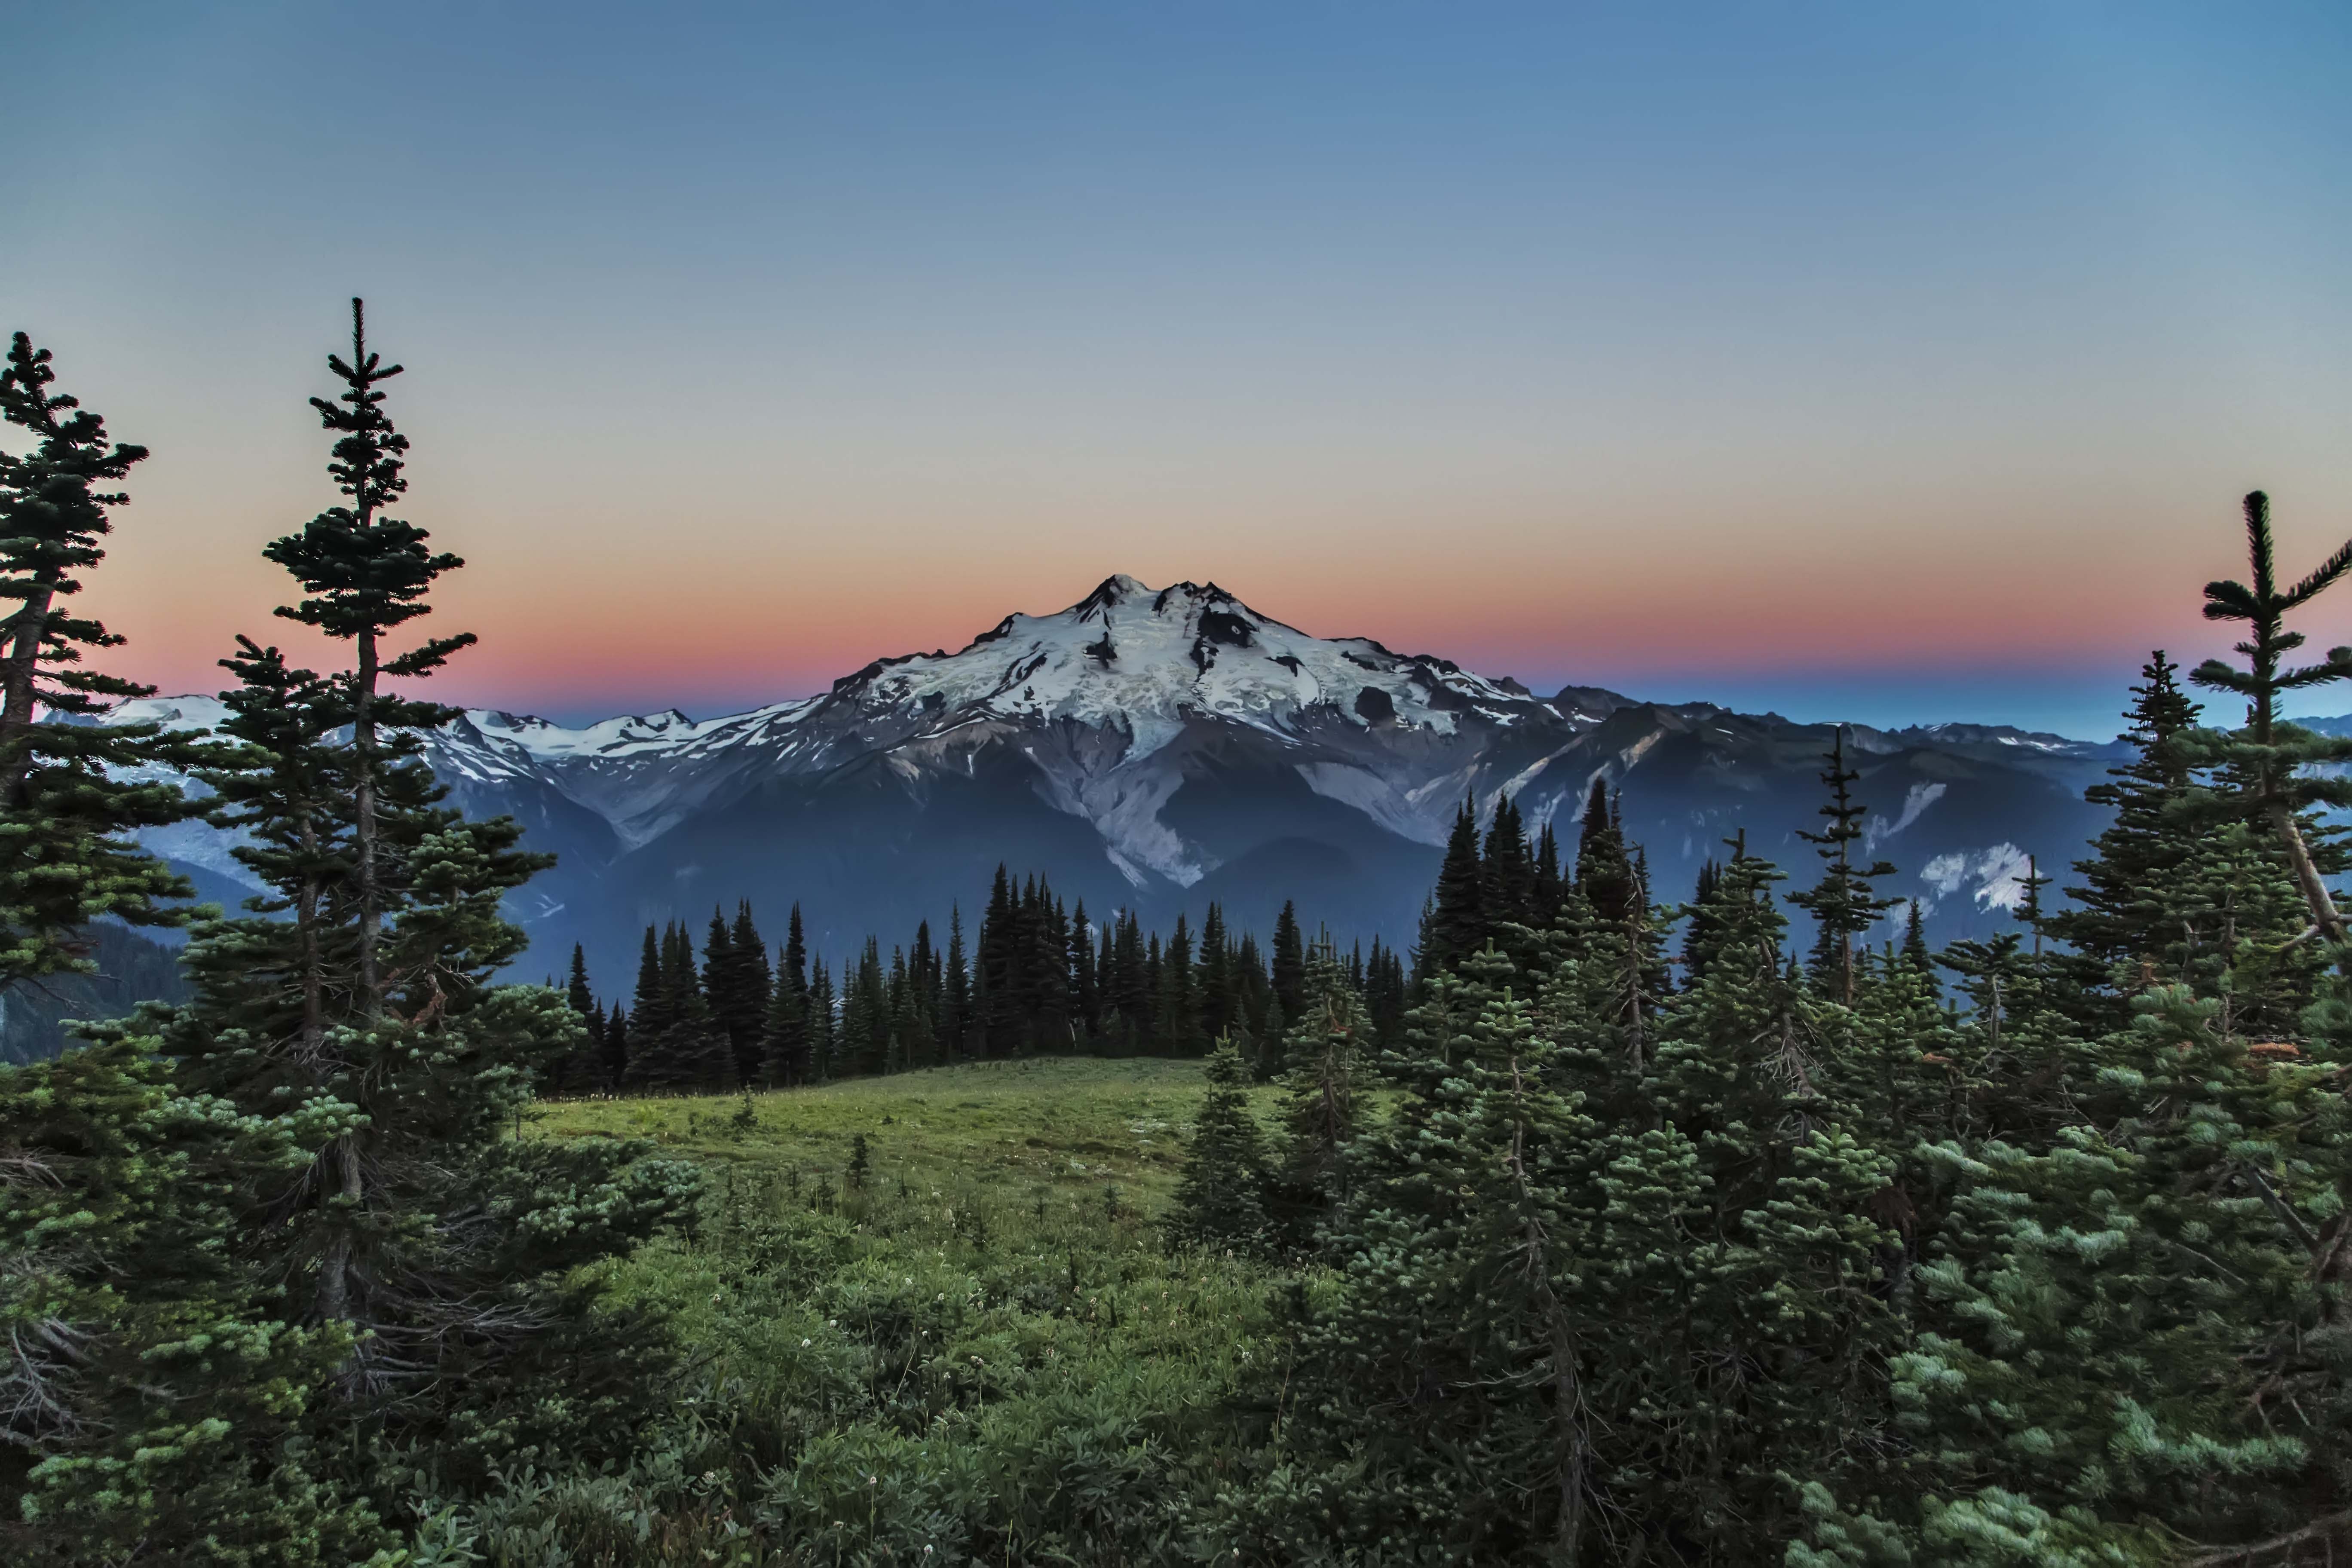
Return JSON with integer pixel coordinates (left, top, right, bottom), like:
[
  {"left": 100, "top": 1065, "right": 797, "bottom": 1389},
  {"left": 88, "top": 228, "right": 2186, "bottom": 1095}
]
[{"left": 504, "top": 1060, "right": 1306, "bottom": 1565}]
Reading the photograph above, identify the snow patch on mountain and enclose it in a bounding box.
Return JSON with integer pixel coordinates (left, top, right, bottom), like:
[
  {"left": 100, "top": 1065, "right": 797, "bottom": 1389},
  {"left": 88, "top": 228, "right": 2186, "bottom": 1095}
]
[
  {"left": 1920, "top": 842, "right": 2035, "bottom": 912},
  {"left": 1865, "top": 782, "right": 1947, "bottom": 851}
]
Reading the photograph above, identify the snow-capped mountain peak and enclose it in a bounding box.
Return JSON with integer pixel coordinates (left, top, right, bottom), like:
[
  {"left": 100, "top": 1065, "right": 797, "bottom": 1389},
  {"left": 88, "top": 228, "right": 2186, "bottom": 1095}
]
[{"left": 812, "top": 575, "right": 1543, "bottom": 763}]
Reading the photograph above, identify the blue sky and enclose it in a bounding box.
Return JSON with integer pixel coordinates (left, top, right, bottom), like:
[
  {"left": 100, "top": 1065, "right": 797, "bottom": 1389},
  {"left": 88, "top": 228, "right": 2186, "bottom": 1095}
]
[{"left": 9, "top": 3, "right": 2352, "bottom": 737}]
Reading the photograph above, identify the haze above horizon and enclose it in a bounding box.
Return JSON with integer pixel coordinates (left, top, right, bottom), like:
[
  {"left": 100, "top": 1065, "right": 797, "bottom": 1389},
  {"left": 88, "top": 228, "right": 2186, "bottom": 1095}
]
[{"left": 9, "top": 3, "right": 2352, "bottom": 741}]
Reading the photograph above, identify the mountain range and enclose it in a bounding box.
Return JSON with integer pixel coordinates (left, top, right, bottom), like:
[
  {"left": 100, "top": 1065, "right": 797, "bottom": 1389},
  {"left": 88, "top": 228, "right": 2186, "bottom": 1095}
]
[{"left": 107, "top": 574, "right": 2132, "bottom": 992}]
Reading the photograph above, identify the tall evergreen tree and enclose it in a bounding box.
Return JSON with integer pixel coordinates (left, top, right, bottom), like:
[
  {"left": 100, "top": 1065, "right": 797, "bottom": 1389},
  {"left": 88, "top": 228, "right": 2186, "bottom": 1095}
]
[
  {"left": 2181, "top": 490, "right": 2352, "bottom": 951},
  {"left": 942, "top": 904, "right": 971, "bottom": 1059},
  {"left": 1426, "top": 799, "right": 1488, "bottom": 971},
  {"left": 1787, "top": 727, "right": 1900, "bottom": 1004},
  {"left": 0, "top": 333, "right": 202, "bottom": 981},
  {"left": 1270, "top": 899, "right": 1306, "bottom": 1022},
  {"left": 806, "top": 958, "right": 836, "bottom": 1080},
  {"left": 759, "top": 935, "right": 809, "bottom": 1087},
  {"left": 1574, "top": 778, "right": 1636, "bottom": 925},
  {"left": 160, "top": 303, "right": 700, "bottom": 1496}
]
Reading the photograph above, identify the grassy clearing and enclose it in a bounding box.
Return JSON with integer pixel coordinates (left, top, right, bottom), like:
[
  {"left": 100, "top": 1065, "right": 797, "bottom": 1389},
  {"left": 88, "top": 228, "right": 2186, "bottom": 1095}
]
[
  {"left": 535, "top": 1056, "right": 1247, "bottom": 1214},
  {"left": 505, "top": 1059, "right": 1304, "bottom": 1564}
]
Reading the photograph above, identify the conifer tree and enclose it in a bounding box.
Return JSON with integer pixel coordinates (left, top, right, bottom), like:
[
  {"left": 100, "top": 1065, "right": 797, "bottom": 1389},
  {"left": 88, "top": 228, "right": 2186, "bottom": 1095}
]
[
  {"left": 1788, "top": 728, "right": 1900, "bottom": 1004},
  {"left": 1165, "top": 1037, "right": 1270, "bottom": 1256},
  {"left": 551, "top": 942, "right": 605, "bottom": 1092},
  {"left": 941, "top": 904, "right": 971, "bottom": 1058},
  {"left": 630, "top": 925, "right": 668, "bottom": 1046},
  {"left": 1268, "top": 941, "right": 1364, "bottom": 1247},
  {"left": 161, "top": 303, "right": 700, "bottom": 1494},
  {"left": 2051, "top": 652, "right": 2203, "bottom": 1027},
  {"left": 1574, "top": 778, "right": 1636, "bottom": 924},
  {"left": 260, "top": 300, "right": 472, "bottom": 1020},
  {"left": 602, "top": 1000, "right": 629, "bottom": 1087},
  {"left": 806, "top": 959, "right": 836, "bottom": 1081},
  {"left": 759, "top": 934, "right": 809, "bottom": 1087},
  {"left": 1160, "top": 913, "right": 1201, "bottom": 1055},
  {"left": 0, "top": 1038, "right": 393, "bottom": 1563},
  {"left": 709, "top": 900, "right": 770, "bottom": 1084},
  {"left": 2181, "top": 490, "right": 2352, "bottom": 951},
  {"left": 0, "top": 333, "right": 203, "bottom": 981},
  {"left": 1270, "top": 899, "right": 1305, "bottom": 1021},
  {"left": 1427, "top": 799, "right": 1488, "bottom": 970}
]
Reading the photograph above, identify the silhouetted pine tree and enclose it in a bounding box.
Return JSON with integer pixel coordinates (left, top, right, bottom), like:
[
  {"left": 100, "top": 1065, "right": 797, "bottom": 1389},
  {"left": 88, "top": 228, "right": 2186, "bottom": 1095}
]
[
  {"left": 1270, "top": 899, "right": 1306, "bottom": 1022},
  {"left": 1426, "top": 799, "right": 1488, "bottom": 971},
  {"left": 759, "top": 931, "right": 809, "bottom": 1087},
  {"left": 1574, "top": 778, "right": 1637, "bottom": 924},
  {"left": 161, "top": 303, "right": 698, "bottom": 1497},
  {"left": 806, "top": 959, "right": 836, "bottom": 1080},
  {"left": 0, "top": 333, "right": 205, "bottom": 980},
  {"left": 941, "top": 904, "right": 971, "bottom": 1058},
  {"left": 1787, "top": 727, "right": 1900, "bottom": 1004}
]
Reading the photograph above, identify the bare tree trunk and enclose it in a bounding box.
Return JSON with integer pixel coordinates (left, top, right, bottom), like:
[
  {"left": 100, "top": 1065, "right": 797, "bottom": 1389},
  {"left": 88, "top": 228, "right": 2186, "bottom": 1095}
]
[
  {"left": 354, "top": 626, "right": 380, "bottom": 1014},
  {"left": 0, "top": 578, "right": 56, "bottom": 805},
  {"left": 2267, "top": 801, "right": 2348, "bottom": 948}
]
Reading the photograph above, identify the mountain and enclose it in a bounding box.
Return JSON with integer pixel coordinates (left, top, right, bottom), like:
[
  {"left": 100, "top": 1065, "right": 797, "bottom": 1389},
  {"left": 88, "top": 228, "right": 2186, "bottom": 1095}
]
[{"left": 105, "top": 575, "right": 2130, "bottom": 992}]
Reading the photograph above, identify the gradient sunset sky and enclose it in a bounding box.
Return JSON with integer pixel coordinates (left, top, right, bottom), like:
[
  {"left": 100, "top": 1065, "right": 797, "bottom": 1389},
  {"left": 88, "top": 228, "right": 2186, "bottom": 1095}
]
[{"left": 9, "top": 3, "right": 2352, "bottom": 738}]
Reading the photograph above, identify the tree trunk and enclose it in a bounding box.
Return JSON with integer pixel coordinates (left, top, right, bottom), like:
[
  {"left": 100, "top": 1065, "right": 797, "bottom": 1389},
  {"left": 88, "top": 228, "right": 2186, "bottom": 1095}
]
[
  {"left": 0, "top": 578, "right": 56, "bottom": 805},
  {"left": 355, "top": 627, "right": 380, "bottom": 1013},
  {"left": 2266, "top": 800, "right": 2347, "bottom": 947}
]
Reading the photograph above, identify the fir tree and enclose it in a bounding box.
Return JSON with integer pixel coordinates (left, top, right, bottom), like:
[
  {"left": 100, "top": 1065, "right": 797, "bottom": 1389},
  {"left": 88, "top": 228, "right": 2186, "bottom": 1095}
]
[
  {"left": 1165, "top": 1037, "right": 1270, "bottom": 1256},
  {"left": 2180, "top": 490, "right": 2352, "bottom": 951},
  {"left": 2051, "top": 652, "right": 2204, "bottom": 1026},
  {"left": 551, "top": 942, "right": 605, "bottom": 1092},
  {"left": 1426, "top": 799, "right": 1488, "bottom": 971},
  {"left": 160, "top": 304, "right": 701, "bottom": 1495},
  {"left": 602, "top": 1000, "right": 629, "bottom": 1087},
  {"left": 0, "top": 333, "right": 203, "bottom": 982},
  {"left": 1574, "top": 778, "right": 1636, "bottom": 924},
  {"left": 806, "top": 958, "right": 837, "bottom": 1081},
  {"left": 1268, "top": 941, "right": 1365, "bottom": 1247},
  {"left": 759, "top": 934, "right": 809, "bottom": 1087},
  {"left": 941, "top": 904, "right": 971, "bottom": 1059},
  {"left": 0, "top": 1038, "right": 393, "bottom": 1562},
  {"left": 1787, "top": 727, "right": 1901, "bottom": 1004},
  {"left": 1270, "top": 899, "right": 1305, "bottom": 1022}
]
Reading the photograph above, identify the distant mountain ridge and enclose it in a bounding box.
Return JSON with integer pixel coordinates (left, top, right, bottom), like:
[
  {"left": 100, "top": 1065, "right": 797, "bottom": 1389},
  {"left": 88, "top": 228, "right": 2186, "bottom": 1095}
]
[{"left": 106, "top": 576, "right": 2138, "bottom": 989}]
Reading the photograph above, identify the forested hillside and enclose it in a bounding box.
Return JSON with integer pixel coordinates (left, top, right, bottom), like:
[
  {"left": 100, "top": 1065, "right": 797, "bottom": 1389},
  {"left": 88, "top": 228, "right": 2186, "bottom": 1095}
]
[{"left": 7, "top": 313, "right": 2352, "bottom": 1565}]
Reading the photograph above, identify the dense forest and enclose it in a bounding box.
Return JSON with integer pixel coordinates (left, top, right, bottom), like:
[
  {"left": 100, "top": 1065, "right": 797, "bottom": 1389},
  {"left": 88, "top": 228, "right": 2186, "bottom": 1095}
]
[
  {"left": 6, "top": 307, "right": 2352, "bottom": 1567},
  {"left": 561, "top": 879, "right": 1410, "bottom": 1094}
]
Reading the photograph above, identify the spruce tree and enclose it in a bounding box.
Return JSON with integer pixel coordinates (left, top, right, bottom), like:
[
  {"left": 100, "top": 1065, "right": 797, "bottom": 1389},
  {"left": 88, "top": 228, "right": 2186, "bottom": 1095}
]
[
  {"left": 160, "top": 303, "right": 701, "bottom": 1495},
  {"left": 551, "top": 943, "right": 606, "bottom": 1093},
  {"left": 1270, "top": 899, "right": 1305, "bottom": 1022},
  {"left": 759, "top": 929, "right": 810, "bottom": 1087},
  {"left": 1267, "top": 941, "right": 1364, "bottom": 1248},
  {"left": 0, "top": 333, "right": 204, "bottom": 981},
  {"left": 941, "top": 904, "right": 971, "bottom": 1058},
  {"left": 1427, "top": 799, "right": 1488, "bottom": 970},
  {"left": 602, "top": 1000, "right": 629, "bottom": 1087},
  {"left": 0, "top": 1038, "right": 393, "bottom": 1563},
  {"left": 1165, "top": 1037, "right": 1270, "bottom": 1255},
  {"left": 806, "top": 959, "right": 837, "bottom": 1080},
  {"left": 2180, "top": 490, "right": 2352, "bottom": 951},
  {"left": 1574, "top": 778, "right": 1636, "bottom": 924},
  {"left": 1787, "top": 727, "right": 1901, "bottom": 1004}
]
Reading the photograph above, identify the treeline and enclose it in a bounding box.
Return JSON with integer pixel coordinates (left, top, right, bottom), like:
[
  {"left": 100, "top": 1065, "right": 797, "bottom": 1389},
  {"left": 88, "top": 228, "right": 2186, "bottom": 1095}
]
[{"left": 554, "top": 870, "right": 1412, "bottom": 1094}]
